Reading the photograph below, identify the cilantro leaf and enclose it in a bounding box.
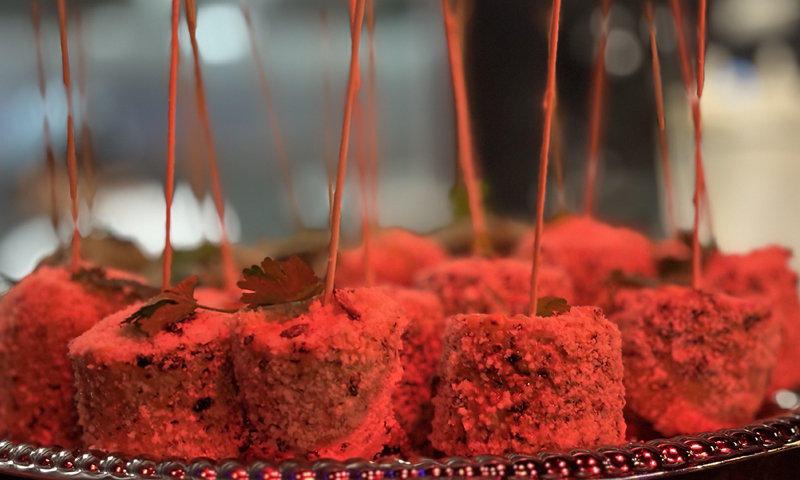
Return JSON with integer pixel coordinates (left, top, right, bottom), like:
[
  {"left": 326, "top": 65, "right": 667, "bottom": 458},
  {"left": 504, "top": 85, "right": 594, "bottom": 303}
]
[
  {"left": 449, "top": 180, "right": 490, "bottom": 222},
  {"left": 122, "top": 277, "right": 199, "bottom": 336},
  {"left": 536, "top": 296, "right": 570, "bottom": 318},
  {"left": 237, "top": 256, "right": 323, "bottom": 309}
]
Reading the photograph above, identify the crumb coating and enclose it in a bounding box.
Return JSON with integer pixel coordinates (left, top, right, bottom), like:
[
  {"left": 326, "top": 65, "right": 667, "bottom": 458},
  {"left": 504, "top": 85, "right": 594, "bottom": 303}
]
[
  {"left": 232, "top": 288, "right": 408, "bottom": 460},
  {"left": 0, "top": 265, "right": 140, "bottom": 447},
  {"left": 610, "top": 286, "right": 780, "bottom": 435},
  {"left": 431, "top": 307, "right": 626, "bottom": 456},
  {"left": 515, "top": 216, "right": 655, "bottom": 305},
  {"left": 416, "top": 257, "right": 574, "bottom": 315},
  {"left": 69, "top": 306, "right": 245, "bottom": 459},
  {"left": 336, "top": 229, "right": 448, "bottom": 287},
  {"left": 704, "top": 246, "right": 800, "bottom": 392}
]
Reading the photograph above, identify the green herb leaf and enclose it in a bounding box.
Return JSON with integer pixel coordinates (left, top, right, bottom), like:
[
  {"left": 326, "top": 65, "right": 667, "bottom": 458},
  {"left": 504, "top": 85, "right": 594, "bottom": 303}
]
[
  {"left": 237, "top": 256, "right": 323, "bottom": 309},
  {"left": 122, "top": 276, "right": 199, "bottom": 336},
  {"left": 450, "top": 180, "right": 490, "bottom": 221},
  {"left": 536, "top": 296, "right": 570, "bottom": 318}
]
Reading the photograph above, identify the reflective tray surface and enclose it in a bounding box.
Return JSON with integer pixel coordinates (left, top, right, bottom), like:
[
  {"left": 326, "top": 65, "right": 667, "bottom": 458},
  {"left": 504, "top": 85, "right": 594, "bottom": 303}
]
[{"left": 0, "top": 411, "right": 798, "bottom": 480}]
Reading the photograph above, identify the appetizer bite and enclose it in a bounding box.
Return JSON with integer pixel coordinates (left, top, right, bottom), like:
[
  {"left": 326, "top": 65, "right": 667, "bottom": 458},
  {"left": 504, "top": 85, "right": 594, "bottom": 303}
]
[
  {"left": 67, "top": 0, "right": 246, "bottom": 458},
  {"left": 0, "top": 264, "right": 152, "bottom": 447},
  {"left": 515, "top": 215, "right": 655, "bottom": 306},
  {"left": 416, "top": 257, "right": 573, "bottom": 315},
  {"left": 69, "top": 277, "right": 245, "bottom": 458},
  {"left": 609, "top": 286, "right": 780, "bottom": 435},
  {"left": 703, "top": 246, "right": 800, "bottom": 392},
  {"left": 607, "top": 0, "right": 781, "bottom": 437},
  {"left": 431, "top": 305, "right": 626, "bottom": 455},
  {"left": 231, "top": 0, "right": 408, "bottom": 461},
  {"left": 231, "top": 256, "right": 407, "bottom": 460},
  {"left": 336, "top": 228, "right": 448, "bottom": 288},
  {"left": 431, "top": 0, "right": 624, "bottom": 456}
]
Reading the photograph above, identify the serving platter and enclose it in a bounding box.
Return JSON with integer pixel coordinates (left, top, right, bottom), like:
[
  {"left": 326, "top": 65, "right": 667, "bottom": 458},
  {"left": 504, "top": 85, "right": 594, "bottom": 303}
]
[{"left": 0, "top": 409, "right": 798, "bottom": 480}]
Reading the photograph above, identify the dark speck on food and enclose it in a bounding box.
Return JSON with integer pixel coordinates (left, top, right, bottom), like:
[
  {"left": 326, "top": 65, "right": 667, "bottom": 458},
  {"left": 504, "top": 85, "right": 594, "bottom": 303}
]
[
  {"left": 349, "top": 373, "right": 361, "bottom": 396},
  {"left": 509, "top": 401, "right": 529, "bottom": 414},
  {"left": 280, "top": 323, "right": 309, "bottom": 339},
  {"left": 136, "top": 355, "right": 154, "bottom": 368},
  {"left": 334, "top": 291, "right": 362, "bottom": 321},
  {"left": 243, "top": 334, "right": 254, "bottom": 346},
  {"left": 506, "top": 353, "right": 522, "bottom": 365},
  {"left": 743, "top": 314, "right": 763, "bottom": 331},
  {"left": 376, "top": 444, "right": 402, "bottom": 459},
  {"left": 193, "top": 397, "right": 214, "bottom": 413},
  {"left": 165, "top": 323, "right": 183, "bottom": 335}
]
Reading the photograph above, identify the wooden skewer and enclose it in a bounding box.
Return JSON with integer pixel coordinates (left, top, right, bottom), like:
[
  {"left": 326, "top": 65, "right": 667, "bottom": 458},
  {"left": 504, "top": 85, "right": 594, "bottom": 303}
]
[
  {"left": 697, "top": 0, "right": 707, "bottom": 98},
  {"left": 162, "top": 0, "right": 181, "bottom": 290},
  {"left": 669, "top": 0, "right": 707, "bottom": 289},
  {"left": 529, "top": 0, "right": 562, "bottom": 316},
  {"left": 57, "top": 0, "right": 81, "bottom": 268},
  {"left": 241, "top": 0, "right": 303, "bottom": 231},
  {"left": 696, "top": 0, "right": 712, "bottom": 237},
  {"left": 645, "top": 1, "right": 677, "bottom": 237},
  {"left": 584, "top": 0, "right": 612, "bottom": 217},
  {"left": 442, "top": 0, "right": 490, "bottom": 255},
  {"left": 31, "top": 1, "right": 59, "bottom": 234},
  {"left": 323, "top": 0, "right": 367, "bottom": 304},
  {"left": 185, "top": 0, "right": 238, "bottom": 291},
  {"left": 75, "top": 8, "right": 96, "bottom": 209}
]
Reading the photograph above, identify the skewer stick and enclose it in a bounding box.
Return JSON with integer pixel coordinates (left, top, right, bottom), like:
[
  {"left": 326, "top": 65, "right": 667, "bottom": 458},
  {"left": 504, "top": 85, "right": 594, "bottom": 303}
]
[
  {"left": 354, "top": 103, "right": 374, "bottom": 286},
  {"left": 645, "top": 1, "right": 677, "bottom": 237},
  {"left": 442, "top": 0, "right": 490, "bottom": 255},
  {"left": 185, "top": 0, "right": 238, "bottom": 291},
  {"left": 241, "top": 0, "right": 303, "bottom": 230},
  {"left": 75, "top": 8, "right": 96, "bottom": 209},
  {"left": 57, "top": 0, "right": 81, "bottom": 268},
  {"left": 529, "top": 0, "right": 562, "bottom": 316},
  {"left": 31, "top": 2, "right": 59, "bottom": 233},
  {"left": 669, "top": 0, "right": 707, "bottom": 289},
  {"left": 697, "top": 0, "right": 707, "bottom": 98},
  {"left": 366, "top": 0, "right": 380, "bottom": 227},
  {"left": 162, "top": 0, "right": 181, "bottom": 290},
  {"left": 584, "top": 0, "right": 612, "bottom": 217},
  {"left": 323, "top": 0, "right": 367, "bottom": 304},
  {"left": 696, "top": 0, "right": 712, "bottom": 234},
  {"left": 320, "top": 9, "right": 335, "bottom": 215}
]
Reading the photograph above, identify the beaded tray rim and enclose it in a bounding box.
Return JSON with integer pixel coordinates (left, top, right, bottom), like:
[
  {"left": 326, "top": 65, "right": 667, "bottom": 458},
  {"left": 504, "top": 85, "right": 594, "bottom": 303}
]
[{"left": 0, "top": 410, "right": 798, "bottom": 480}]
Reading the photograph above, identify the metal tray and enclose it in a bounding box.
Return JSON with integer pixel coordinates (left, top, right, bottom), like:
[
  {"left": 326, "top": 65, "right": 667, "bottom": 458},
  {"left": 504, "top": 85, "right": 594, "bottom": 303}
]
[{"left": 0, "top": 410, "right": 798, "bottom": 480}]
